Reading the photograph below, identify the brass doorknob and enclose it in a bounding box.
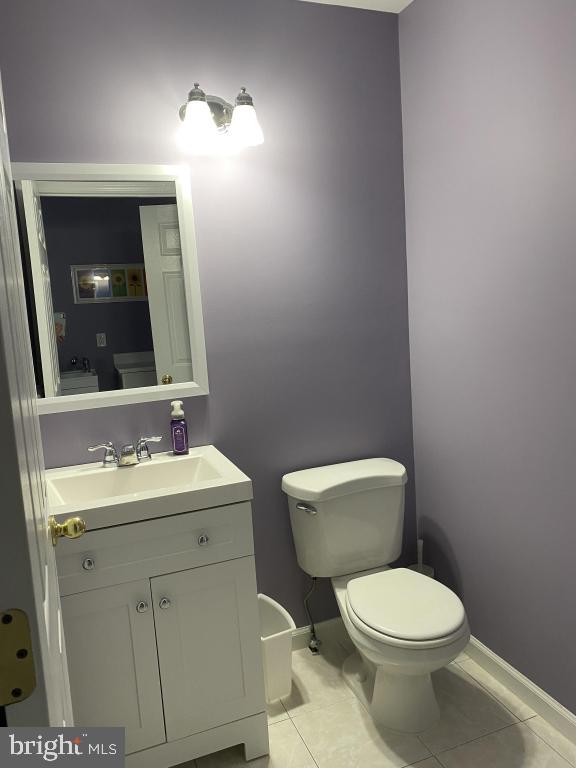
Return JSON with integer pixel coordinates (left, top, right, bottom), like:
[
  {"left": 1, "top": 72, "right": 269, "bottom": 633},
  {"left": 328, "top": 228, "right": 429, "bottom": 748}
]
[
  {"left": 49, "top": 516, "right": 87, "bottom": 547},
  {"left": 161, "top": 374, "right": 173, "bottom": 385}
]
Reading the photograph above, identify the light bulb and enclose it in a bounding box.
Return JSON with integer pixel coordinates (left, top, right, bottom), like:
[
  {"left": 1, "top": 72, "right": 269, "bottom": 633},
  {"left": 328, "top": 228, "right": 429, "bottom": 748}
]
[
  {"left": 178, "top": 100, "right": 219, "bottom": 155},
  {"left": 229, "top": 104, "right": 264, "bottom": 148}
]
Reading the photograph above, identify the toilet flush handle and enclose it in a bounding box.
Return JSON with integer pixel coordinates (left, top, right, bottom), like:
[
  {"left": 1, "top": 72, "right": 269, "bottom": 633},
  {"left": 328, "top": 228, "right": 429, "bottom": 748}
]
[{"left": 296, "top": 502, "right": 317, "bottom": 515}]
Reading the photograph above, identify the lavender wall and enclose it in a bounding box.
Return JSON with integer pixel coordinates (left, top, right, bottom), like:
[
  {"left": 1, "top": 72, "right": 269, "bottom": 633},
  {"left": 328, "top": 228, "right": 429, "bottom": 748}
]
[
  {"left": 0, "top": 0, "right": 413, "bottom": 624},
  {"left": 400, "top": 0, "right": 576, "bottom": 710}
]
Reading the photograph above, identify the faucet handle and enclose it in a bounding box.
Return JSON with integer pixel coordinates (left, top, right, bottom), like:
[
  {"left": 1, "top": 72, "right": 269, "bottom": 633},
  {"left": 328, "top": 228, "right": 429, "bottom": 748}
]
[
  {"left": 136, "top": 436, "right": 163, "bottom": 461},
  {"left": 88, "top": 442, "right": 118, "bottom": 467}
]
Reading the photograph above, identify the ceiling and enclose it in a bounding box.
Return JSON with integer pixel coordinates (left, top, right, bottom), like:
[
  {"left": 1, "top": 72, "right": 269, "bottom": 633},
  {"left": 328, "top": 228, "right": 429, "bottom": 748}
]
[{"left": 297, "top": 0, "right": 415, "bottom": 13}]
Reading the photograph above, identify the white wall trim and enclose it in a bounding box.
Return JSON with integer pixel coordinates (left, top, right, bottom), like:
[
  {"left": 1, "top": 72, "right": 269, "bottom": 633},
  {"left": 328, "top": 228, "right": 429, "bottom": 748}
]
[
  {"left": 292, "top": 625, "right": 314, "bottom": 652},
  {"left": 293, "top": 619, "right": 576, "bottom": 743},
  {"left": 467, "top": 636, "right": 576, "bottom": 744},
  {"left": 297, "top": 0, "right": 415, "bottom": 13},
  {"left": 291, "top": 617, "right": 351, "bottom": 652}
]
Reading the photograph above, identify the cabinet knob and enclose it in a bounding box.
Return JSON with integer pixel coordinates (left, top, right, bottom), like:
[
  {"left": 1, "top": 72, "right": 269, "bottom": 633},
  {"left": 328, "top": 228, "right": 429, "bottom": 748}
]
[
  {"left": 136, "top": 601, "right": 149, "bottom": 613},
  {"left": 198, "top": 534, "right": 210, "bottom": 546},
  {"left": 159, "top": 597, "right": 171, "bottom": 610},
  {"left": 82, "top": 557, "right": 95, "bottom": 571}
]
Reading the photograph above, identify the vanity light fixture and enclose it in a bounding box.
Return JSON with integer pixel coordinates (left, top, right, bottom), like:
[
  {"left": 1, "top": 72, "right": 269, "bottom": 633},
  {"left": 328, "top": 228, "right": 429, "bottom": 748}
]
[
  {"left": 178, "top": 83, "right": 219, "bottom": 153},
  {"left": 178, "top": 83, "right": 264, "bottom": 155},
  {"left": 228, "top": 88, "right": 264, "bottom": 147}
]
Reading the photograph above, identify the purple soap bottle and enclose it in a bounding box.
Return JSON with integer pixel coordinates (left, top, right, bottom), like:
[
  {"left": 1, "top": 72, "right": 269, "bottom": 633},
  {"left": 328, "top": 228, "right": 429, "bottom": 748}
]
[{"left": 170, "top": 400, "right": 189, "bottom": 455}]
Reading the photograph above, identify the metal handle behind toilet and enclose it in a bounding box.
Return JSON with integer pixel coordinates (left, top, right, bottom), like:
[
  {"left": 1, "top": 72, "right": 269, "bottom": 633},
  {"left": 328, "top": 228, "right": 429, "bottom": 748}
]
[{"left": 296, "top": 502, "right": 317, "bottom": 515}]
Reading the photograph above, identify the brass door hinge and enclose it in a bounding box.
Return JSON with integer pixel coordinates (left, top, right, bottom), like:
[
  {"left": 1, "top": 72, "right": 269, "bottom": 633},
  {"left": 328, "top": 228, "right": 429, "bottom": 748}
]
[{"left": 0, "top": 609, "right": 36, "bottom": 706}]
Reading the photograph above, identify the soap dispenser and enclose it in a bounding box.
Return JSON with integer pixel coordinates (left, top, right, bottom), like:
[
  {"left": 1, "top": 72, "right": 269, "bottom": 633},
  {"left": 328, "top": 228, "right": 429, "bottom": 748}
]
[{"left": 170, "top": 400, "right": 189, "bottom": 455}]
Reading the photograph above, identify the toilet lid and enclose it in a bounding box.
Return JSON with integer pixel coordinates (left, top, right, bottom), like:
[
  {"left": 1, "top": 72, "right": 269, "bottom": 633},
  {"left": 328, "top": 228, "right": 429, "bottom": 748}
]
[{"left": 346, "top": 568, "right": 466, "bottom": 641}]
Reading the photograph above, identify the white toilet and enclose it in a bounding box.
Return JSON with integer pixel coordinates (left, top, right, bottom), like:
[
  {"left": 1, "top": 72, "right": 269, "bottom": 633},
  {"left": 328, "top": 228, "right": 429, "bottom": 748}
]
[{"left": 282, "top": 458, "right": 469, "bottom": 733}]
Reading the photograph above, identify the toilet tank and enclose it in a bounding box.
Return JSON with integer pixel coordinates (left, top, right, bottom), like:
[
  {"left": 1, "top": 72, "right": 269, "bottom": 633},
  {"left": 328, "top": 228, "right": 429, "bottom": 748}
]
[{"left": 282, "top": 459, "right": 407, "bottom": 578}]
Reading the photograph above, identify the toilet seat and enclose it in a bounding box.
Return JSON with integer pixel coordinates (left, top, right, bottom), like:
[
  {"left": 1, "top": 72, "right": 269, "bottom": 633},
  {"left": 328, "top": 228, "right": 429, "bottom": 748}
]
[{"left": 345, "top": 568, "right": 466, "bottom": 648}]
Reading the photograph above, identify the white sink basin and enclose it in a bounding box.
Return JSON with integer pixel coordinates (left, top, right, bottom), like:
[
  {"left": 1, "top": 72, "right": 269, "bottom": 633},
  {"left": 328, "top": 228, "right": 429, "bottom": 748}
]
[
  {"left": 47, "top": 446, "right": 252, "bottom": 529},
  {"left": 48, "top": 453, "right": 220, "bottom": 505}
]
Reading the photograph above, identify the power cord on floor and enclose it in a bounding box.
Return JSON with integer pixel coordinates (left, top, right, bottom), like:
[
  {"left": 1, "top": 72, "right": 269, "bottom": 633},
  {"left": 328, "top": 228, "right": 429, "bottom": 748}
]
[{"left": 304, "top": 576, "right": 321, "bottom": 654}]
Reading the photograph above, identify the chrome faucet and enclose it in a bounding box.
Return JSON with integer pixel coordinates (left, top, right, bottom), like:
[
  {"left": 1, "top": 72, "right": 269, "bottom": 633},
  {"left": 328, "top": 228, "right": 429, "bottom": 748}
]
[
  {"left": 87, "top": 441, "right": 118, "bottom": 467},
  {"left": 88, "top": 437, "right": 162, "bottom": 468},
  {"left": 118, "top": 443, "right": 139, "bottom": 467}
]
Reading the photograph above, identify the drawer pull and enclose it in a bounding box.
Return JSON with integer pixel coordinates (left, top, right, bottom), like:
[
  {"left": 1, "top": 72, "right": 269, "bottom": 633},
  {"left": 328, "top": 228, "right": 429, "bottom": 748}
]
[
  {"left": 159, "top": 597, "right": 171, "bottom": 610},
  {"left": 136, "top": 601, "right": 149, "bottom": 614},
  {"left": 198, "top": 534, "right": 210, "bottom": 546},
  {"left": 82, "top": 557, "right": 96, "bottom": 571}
]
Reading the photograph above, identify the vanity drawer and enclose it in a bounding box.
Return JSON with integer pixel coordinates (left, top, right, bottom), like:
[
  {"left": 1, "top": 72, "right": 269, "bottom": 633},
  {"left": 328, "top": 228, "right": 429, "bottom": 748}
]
[{"left": 56, "top": 502, "right": 254, "bottom": 596}]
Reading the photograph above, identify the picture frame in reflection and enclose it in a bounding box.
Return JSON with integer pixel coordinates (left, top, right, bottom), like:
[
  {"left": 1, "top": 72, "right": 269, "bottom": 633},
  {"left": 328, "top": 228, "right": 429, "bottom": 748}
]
[{"left": 71, "top": 264, "right": 148, "bottom": 304}]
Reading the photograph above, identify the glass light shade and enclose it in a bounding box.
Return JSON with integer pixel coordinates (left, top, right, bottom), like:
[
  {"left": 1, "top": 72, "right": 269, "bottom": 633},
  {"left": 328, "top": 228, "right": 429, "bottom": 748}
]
[
  {"left": 178, "top": 100, "right": 219, "bottom": 154},
  {"left": 229, "top": 104, "right": 264, "bottom": 147}
]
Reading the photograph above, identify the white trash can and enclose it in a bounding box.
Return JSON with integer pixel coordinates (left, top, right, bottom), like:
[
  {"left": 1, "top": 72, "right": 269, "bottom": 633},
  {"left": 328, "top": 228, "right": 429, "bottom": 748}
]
[{"left": 258, "top": 594, "right": 296, "bottom": 704}]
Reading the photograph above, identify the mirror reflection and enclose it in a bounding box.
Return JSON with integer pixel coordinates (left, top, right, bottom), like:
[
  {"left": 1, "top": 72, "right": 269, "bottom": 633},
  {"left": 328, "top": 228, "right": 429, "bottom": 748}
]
[{"left": 18, "top": 182, "right": 194, "bottom": 397}]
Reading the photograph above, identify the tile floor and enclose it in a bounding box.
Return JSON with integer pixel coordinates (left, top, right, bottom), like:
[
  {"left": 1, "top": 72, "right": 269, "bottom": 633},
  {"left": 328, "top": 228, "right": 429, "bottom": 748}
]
[{"left": 189, "top": 637, "right": 576, "bottom": 768}]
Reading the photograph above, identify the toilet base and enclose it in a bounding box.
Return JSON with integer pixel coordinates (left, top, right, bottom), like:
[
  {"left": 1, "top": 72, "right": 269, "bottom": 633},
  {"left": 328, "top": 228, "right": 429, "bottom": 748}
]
[
  {"left": 342, "top": 651, "right": 440, "bottom": 733},
  {"left": 371, "top": 665, "right": 440, "bottom": 733},
  {"left": 342, "top": 651, "right": 374, "bottom": 710}
]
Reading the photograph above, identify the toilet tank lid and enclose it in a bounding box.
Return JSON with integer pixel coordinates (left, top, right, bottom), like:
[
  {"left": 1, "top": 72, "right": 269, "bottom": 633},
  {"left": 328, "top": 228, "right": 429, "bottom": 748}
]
[{"left": 282, "top": 458, "right": 407, "bottom": 502}]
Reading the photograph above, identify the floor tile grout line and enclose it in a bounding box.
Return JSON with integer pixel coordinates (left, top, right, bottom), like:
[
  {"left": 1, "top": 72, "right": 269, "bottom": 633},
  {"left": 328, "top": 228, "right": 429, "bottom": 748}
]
[
  {"left": 454, "top": 660, "right": 535, "bottom": 720},
  {"left": 289, "top": 696, "right": 434, "bottom": 768},
  {"left": 415, "top": 733, "right": 432, "bottom": 757},
  {"left": 405, "top": 756, "right": 440, "bottom": 768},
  {"left": 434, "top": 751, "right": 449, "bottom": 768},
  {"left": 523, "top": 720, "right": 576, "bottom": 768},
  {"left": 282, "top": 644, "right": 574, "bottom": 766},
  {"left": 267, "top": 716, "right": 321, "bottom": 768},
  {"left": 453, "top": 661, "right": 524, "bottom": 723},
  {"left": 289, "top": 709, "right": 322, "bottom": 767},
  {"left": 285, "top": 665, "right": 513, "bottom": 754},
  {"left": 414, "top": 663, "right": 523, "bottom": 756},
  {"left": 429, "top": 720, "right": 529, "bottom": 759},
  {"left": 268, "top": 714, "right": 291, "bottom": 725},
  {"left": 283, "top": 688, "right": 359, "bottom": 722}
]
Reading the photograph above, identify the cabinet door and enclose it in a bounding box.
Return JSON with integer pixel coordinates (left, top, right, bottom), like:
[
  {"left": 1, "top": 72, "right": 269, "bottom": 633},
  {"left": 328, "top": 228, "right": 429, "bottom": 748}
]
[
  {"left": 152, "top": 557, "right": 265, "bottom": 741},
  {"left": 61, "top": 580, "right": 166, "bottom": 754}
]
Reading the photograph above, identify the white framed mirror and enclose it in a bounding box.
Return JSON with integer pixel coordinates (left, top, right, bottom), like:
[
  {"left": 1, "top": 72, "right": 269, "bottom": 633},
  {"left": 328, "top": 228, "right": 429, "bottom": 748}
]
[{"left": 12, "top": 163, "right": 208, "bottom": 414}]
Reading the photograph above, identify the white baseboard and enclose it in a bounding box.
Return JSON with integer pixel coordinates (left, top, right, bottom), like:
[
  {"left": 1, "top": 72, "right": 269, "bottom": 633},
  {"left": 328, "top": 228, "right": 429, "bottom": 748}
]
[
  {"left": 292, "top": 624, "right": 314, "bottom": 651},
  {"left": 292, "top": 619, "right": 576, "bottom": 744},
  {"left": 291, "top": 617, "right": 346, "bottom": 651},
  {"left": 467, "top": 636, "right": 576, "bottom": 744}
]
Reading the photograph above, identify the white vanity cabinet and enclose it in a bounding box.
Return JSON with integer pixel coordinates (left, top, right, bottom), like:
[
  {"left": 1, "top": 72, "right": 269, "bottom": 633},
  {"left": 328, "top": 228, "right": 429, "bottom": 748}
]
[
  {"left": 61, "top": 579, "right": 166, "bottom": 754},
  {"left": 56, "top": 501, "right": 268, "bottom": 767},
  {"left": 152, "top": 558, "right": 264, "bottom": 742}
]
